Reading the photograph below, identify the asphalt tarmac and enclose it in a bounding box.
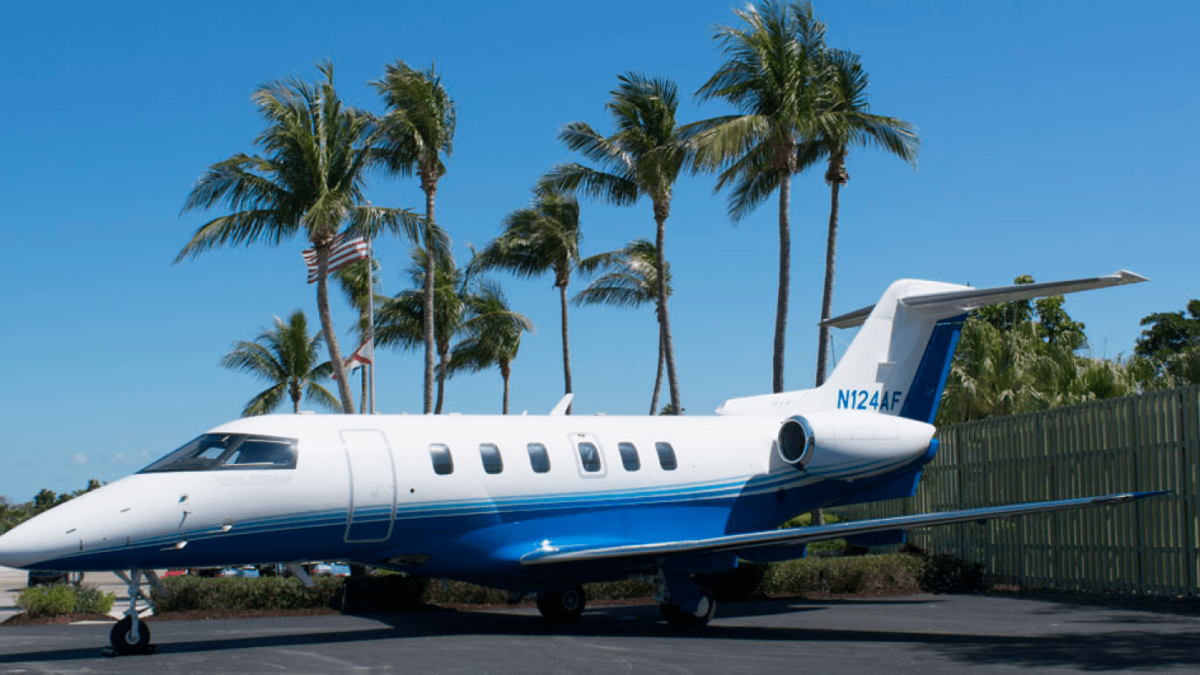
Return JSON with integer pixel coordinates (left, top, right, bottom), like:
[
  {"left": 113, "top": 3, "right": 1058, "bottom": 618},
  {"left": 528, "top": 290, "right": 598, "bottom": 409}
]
[{"left": 2, "top": 592, "right": 1199, "bottom": 674}]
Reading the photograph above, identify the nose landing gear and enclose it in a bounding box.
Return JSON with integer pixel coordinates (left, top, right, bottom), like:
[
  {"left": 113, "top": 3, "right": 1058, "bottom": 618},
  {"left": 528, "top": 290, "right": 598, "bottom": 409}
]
[{"left": 104, "top": 569, "right": 163, "bottom": 656}]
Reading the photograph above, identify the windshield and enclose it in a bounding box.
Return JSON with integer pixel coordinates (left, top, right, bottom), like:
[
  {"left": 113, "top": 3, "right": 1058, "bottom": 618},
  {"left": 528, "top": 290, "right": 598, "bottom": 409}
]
[{"left": 140, "top": 434, "right": 298, "bottom": 473}]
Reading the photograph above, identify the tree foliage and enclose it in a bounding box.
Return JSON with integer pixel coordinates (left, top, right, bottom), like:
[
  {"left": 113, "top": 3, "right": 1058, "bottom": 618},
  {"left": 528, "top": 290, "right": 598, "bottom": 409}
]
[
  {"left": 1131, "top": 299, "right": 1200, "bottom": 386},
  {"left": 180, "top": 60, "right": 424, "bottom": 414},
  {"left": 219, "top": 310, "right": 339, "bottom": 416},
  {"left": 1, "top": 480, "right": 102, "bottom": 535},
  {"left": 938, "top": 277, "right": 1137, "bottom": 425}
]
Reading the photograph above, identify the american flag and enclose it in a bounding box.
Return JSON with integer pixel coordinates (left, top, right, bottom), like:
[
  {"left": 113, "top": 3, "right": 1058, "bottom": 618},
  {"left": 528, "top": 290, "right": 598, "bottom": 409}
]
[{"left": 302, "top": 233, "right": 370, "bottom": 284}]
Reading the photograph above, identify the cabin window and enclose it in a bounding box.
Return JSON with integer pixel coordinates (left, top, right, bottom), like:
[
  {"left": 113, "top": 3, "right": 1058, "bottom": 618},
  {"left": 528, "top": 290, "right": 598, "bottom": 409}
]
[
  {"left": 139, "top": 434, "right": 298, "bottom": 473},
  {"left": 656, "top": 442, "right": 678, "bottom": 471},
  {"left": 618, "top": 442, "right": 640, "bottom": 471},
  {"left": 429, "top": 444, "right": 454, "bottom": 475},
  {"left": 480, "top": 443, "right": 504, "bottom": 474},
  {"left": 527, "top": 443, "right": 551, "bottom": 473},
  {"left": 577, "top": 442, "right": 602, "bottom": 473}
]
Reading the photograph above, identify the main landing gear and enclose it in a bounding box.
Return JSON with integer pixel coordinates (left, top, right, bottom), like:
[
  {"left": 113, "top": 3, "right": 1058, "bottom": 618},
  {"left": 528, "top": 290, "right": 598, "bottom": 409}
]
[
  {"left": 535, "top": 585, "right": 586, "bottom": 623},
  {"left": 106, "top": 569, "right": 163, "bottom": 656},
  {"left": 656, "top": 567, "right": 716, "bottom": 628}
]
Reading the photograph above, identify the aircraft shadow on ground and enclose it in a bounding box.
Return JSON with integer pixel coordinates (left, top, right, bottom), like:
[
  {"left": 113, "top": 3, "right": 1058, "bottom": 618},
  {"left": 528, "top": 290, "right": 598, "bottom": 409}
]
[{"left": 2, "top": 600, "right": 1199, "bottom": 670}]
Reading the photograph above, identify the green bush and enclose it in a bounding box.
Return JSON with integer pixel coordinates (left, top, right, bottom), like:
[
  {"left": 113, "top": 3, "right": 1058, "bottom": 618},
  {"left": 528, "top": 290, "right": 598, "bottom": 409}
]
[
  {"left": 16, "top": 584, "right": 115, "bottom": 618},
  {"left": 343, "top": 573, "right": 429, "bottom": 612},
  {"left": 585, "top": 578, "right": 656, "bottom": 601},
  {"left": 761, "top": 553, "right": 924, "bottom": 596},
  {"left": 697, "top": 562, "right": 770, "bottom": 600},
  {"left": 140, "top": 551, "right": 986, "bottom": 615},
  {"left": 153, "top": 575, "right": 343, "bottom": 612},
  {"left": 420, "top": 579, "right": 512, "bottom": 605},
  {"left": 918, "top": 553, "right": 988, "bottom": 593}
]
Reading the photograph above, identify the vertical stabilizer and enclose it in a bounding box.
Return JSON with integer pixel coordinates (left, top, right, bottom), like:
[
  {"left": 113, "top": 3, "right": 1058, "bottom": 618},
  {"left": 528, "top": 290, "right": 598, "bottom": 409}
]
[{"left": 716, "top": 271, "right": 1147, "bottom": 420}]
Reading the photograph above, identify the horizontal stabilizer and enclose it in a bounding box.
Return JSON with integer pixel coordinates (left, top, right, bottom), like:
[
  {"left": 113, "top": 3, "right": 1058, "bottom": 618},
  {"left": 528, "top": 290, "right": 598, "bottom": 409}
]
[
  {"left": 822, "top": 270, "right": 1148, "bottom": 329},
  {"left": 521, "top": 491, "right": 1164, "bottom": 571}
]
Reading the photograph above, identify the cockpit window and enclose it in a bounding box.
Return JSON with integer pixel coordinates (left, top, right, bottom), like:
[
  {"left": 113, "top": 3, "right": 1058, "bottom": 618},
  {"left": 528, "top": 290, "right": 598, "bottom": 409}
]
[{"left": 140, "top": 434, "right": 298, "bottom": 473}]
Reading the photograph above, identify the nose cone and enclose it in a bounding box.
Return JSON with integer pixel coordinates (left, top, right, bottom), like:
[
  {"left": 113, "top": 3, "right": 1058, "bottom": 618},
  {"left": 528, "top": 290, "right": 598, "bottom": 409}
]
[{"left": 0, "top": 519, "right": 50, "bottom": 569}]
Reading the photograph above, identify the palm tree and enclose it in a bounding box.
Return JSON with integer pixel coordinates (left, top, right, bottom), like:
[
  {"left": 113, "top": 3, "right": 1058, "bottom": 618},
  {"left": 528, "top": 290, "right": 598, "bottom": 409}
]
[
  {"left": 692, "top": 0, "right": 829, "bottom": 393},
  {"left": 219, "top": 310, "right": 339, "bottom": 416},
  {"left": 375, "top": 248, "right": 466, "bottom": 414},
  {"left": 179, "top": 61, "right": 423, "bottom": 414},
  {"left": 803, "top": 49, "right": 919, "bottom": 385},
  {"left": 575, "top": 239, "right": 672, "bottom": 414},
  {"left": 334, "top": 258, "right": 382, "bottom": 413},
  {"left": 373, "top": 59, "right": 457, "bottom": 415},
  {"left": 543, "top": 72, "right": 691, "bottom": 414},
  {"left": 479, "top": 188, "right": 583, "bottom": 412},
  {"left": 446, "top": 281, "right": 535, "bottom": 414}
]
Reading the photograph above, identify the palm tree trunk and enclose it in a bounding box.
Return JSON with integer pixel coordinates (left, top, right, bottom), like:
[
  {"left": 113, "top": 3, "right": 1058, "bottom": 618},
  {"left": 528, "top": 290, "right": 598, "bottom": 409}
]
[
  {"left": 501, "top": 360, "right": 511, "bottom": 415},
  {"left": 650, "top": 321, "right": 664, "bottom": 415},
  {"left": 435, "top": 346, "right": 448, "bottom": 415},
  {"left": 654, "top": 208, "right": 682, "bottom": 413},
  {"left": 558, "top": 278, "right": 573, "bottom": 415},
  {"left": 422, "top": 181, "right": 438, "bottom": 414},
  {"left": 773, "top": 169, "right": 792, "bottom": 394},
  {"left": 815, "top": 155, "right": 844, "bottom": 387},
  {"left": 316, "top": 244, "right": 356, "bottom": 414}
]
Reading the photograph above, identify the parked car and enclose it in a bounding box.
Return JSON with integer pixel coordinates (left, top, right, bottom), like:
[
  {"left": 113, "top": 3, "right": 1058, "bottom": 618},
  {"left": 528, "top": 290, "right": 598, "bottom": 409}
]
[
  {"left": 310, "top": 562, "right": 350, "bottom": 577},
  {"left": 219, "top": 566, "right": 260, "bottom": 578},
  {"left": 27, "top": 570, "right": 83, "bottom": 587}
]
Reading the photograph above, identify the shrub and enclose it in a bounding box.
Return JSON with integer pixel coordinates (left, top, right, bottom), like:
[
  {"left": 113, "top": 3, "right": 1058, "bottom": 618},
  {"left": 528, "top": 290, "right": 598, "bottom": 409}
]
[
  {"left": 420, "top": 579, "right": 512, "bottom": 605},
  {"left": 761, "top": 553, "right": 924, "bottom": 596},
  {"left": 16, "top": 584, "right": 115, "bottom": 618},
  {"left": 918, "top": 553, "right": 988, "bottom": 593},
  {"left": 153, "top": 576, "right": 343, "bottom": 612},
  {"left": 343, "top": 573, "right": 429, "bottom": 612},
  {"left": 697, "top": 562, "right": 769, "bottom": 601},
  {"left": 585, "top": 578, "right": 656, "bottom": 601}
]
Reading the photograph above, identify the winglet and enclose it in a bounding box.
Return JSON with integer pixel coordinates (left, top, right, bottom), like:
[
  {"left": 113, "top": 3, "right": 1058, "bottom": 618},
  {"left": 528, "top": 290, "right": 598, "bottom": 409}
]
[{"left": 549, "top": 394, "right": 573, "bottom": 416}]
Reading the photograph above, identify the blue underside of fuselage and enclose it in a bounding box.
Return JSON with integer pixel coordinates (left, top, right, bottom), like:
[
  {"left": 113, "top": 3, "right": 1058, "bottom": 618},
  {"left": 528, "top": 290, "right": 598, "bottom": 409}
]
[{"left": 26, "top": 461, "right": 930, "bottom": 590}]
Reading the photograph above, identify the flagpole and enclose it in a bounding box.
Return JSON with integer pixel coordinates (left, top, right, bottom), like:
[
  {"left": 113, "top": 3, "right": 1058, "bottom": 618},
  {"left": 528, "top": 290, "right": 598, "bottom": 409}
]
[{"left": 367, "top": 235, "right": 376, "bottom": 414}]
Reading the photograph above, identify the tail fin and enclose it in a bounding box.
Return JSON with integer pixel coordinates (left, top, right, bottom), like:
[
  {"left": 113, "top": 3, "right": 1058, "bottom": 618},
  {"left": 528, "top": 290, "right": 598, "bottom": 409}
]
[{"left": 716, "top": 271, "right": 1147, "bottom": 421}]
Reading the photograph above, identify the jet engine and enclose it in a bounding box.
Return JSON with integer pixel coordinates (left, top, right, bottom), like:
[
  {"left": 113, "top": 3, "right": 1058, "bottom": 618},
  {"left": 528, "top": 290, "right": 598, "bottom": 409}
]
[{"left": 776, "top": 410, "right": 936, "bottom": 480}]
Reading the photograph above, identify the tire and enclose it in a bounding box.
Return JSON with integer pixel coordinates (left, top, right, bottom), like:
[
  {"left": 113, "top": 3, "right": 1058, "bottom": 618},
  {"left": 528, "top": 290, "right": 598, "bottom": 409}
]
[
  {"left": 110, "top": 616, "right": 152, "bottom": 655},
  {"left": 660, "top": 588, "right": 716, "bottom": 628},
  {"left": 536, "top": 585, "right": 586, "bottom": 623}
]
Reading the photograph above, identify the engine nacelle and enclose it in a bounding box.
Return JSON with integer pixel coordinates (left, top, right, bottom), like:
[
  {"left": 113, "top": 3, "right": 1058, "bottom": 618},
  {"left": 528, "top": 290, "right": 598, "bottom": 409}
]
[{"left": 777, "top": 410, "right": 936, "bottom": 480}]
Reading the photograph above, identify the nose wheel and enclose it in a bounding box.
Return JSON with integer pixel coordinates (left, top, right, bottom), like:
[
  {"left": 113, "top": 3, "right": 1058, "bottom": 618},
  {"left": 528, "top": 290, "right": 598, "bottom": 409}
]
[
  {"left": 104, "top": 569, "right": 163, "bottom": 656},
  {"left": 110, "top": 616, "right": 152, "bottom": 655}
]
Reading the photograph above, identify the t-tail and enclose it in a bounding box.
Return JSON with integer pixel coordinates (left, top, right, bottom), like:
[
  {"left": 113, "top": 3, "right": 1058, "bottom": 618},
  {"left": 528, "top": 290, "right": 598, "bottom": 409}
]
[{"left": 717, "top": 270, "right": 1148, "bottom": 421}]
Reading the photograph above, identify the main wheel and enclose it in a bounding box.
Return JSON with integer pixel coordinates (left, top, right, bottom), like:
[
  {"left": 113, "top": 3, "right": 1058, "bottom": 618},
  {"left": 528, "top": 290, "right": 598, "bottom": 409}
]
[
  {"left": 536, "top": 585, "right": 585, "bottom": 623},
  {"left": 660, "top": 588, "right": 716, "bottom": 628},
  {"left": 110, "top": 616, "right": 152, "bottom": 655}
]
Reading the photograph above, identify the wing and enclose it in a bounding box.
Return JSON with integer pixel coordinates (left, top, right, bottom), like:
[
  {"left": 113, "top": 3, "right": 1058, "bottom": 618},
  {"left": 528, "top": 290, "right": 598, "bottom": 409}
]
[{"left": 520, "top": 492, "right": 1163, "bottom": 572}]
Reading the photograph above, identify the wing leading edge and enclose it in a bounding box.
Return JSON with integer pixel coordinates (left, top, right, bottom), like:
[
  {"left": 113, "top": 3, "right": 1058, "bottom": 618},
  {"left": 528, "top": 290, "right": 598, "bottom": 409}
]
[{"left": 520, "top": 492, "right": 1165, "bottom": 571}]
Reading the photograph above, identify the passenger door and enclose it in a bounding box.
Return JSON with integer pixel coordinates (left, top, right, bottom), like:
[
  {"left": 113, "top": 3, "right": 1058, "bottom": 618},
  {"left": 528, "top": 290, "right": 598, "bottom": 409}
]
[{"left": 341, "top": 429, "right": 397, "bottom": 543}]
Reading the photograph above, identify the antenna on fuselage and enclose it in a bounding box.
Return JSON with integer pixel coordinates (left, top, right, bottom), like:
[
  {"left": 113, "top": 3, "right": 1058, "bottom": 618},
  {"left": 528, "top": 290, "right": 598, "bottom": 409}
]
[{"left": 549, "top": 394, "right": 573, "bottom": 416}]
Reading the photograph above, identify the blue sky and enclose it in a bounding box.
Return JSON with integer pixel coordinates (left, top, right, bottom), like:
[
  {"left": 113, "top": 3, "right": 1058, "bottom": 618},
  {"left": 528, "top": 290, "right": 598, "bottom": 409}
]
[{"left": 1, "top": 0, "right": 1195, "bottom": 501}]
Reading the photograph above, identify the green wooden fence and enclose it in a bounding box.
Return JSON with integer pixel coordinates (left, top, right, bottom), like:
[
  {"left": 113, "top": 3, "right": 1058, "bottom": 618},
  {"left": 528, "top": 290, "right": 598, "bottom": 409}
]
[{"left": 832, "top": 384, "right": 1200, "bottom": 596}]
